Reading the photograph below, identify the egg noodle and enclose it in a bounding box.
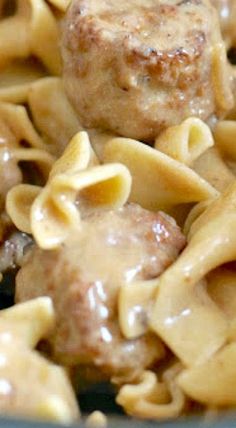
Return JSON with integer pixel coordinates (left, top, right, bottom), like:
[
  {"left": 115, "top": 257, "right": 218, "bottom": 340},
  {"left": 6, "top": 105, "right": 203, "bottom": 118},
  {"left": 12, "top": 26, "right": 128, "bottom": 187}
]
[{"left": 0, "top": 0, "right": 236, "bottom": 424}]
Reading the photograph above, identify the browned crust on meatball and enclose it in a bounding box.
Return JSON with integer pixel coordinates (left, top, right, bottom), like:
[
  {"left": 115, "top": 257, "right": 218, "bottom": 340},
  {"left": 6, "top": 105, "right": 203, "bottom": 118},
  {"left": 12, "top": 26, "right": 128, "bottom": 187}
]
[{"left": 61, "top": 0, "right": 232, "bottom": 141}]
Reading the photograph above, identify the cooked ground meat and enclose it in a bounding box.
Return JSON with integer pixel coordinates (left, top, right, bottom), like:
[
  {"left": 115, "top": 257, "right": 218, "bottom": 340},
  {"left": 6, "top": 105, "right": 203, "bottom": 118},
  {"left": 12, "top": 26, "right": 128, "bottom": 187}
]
[
  {"left": 16, "top": 204, "right": 186, "bottom": 380},
  {"left": 61, "top": 0, "right": 232, "bottom": 142}
]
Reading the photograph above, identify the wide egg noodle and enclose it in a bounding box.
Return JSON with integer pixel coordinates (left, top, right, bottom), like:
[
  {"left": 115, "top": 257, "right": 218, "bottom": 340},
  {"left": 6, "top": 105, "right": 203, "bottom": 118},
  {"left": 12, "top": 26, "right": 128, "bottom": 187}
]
[
  {"left": 0, "top": 60, "right": 47, "bottom": 104},
  {"left": 117, "top": 364, "right": 185, "bottom": 420},
  {"left": 154, "top": 117, "right": 214, "bottom": 166},
  {"left": 1, "top": 296, "right": 55, "bottom": 348},
  {"left": 0, "top": 1, "right": 31, "bottom": 68},
  {"left": 0, "top": 116, "right": 17, "bottom": 146},
  {"left": 150, "top": 182, "right": 236, "bottom": 367},
  {"left": 7, "top": 132, "right": 132, "bottom": 249},
  {"left": 153, "top": 277, "right": 227, "bottom": 368},
  {"left": 11, "top": 148, "right": 55, "bottom": 180},
  {"left": 227, "top": 66, "right": 236, "bottom": 120},
  {"left": 0, "top": 0, "right": 61, "bottom": 75},
  {"left": 192, "top": 147, "right": 235, "bottom": 192},
  {"left": 6, "top": 131, "right": 97, "bottom": 234},
  {"left": 214, "top": 120, "right": 236, "bottom": 160},
  {"left": 207, "top": 267, "right": 236, "bottom": 341},
  {"left": 211, "top": 42, "right": 234, "bottom": 112},
  {"left": 48, "top": 131, "right": 98, "bottom": 178},
  {"left": 31, "top": 163, "right": 132, "bottom": 249},
  {"left": 183, "top": 199, "right": 214, "bottom": 238},
  {"left": 216, "top": 0, "right": 236, "bottom": 49},
  {"left": 0, "top": 146, "right": 54, "bottom": 218},
  {"left": 178, "top": 343, "right": 236, "bottom": 406},
  {"left": 28, "top": 77, "right": 83, "bottom": 156},
  {"left": 6, "top": 184, "right": 41, "bottom": 234},
  {"left": 88, "top": 128, "right": 118, "bottom": 161},
  {"left": 0, "top": 100, "right": 55, "bottom": 217},
  {"left": 29, "top": 0, "right": 61, "bottom": 75},
  {"left": 103, "top": 137, "right": 218, "bottom": 212},
  {"left": 119, "top": 279, "right": 158, "bottom": 339},
  {"left": 0, "top": 102, "right": 46, "bottom": 150},
  {"left": 47, "top": 0, "right": 71, "bottom": 11},
  {"left": 0, "top": 297, "right": 79, "bottom": 423},
  {"left": 154, "top": 118, "right": 235, "bottom": 193}
]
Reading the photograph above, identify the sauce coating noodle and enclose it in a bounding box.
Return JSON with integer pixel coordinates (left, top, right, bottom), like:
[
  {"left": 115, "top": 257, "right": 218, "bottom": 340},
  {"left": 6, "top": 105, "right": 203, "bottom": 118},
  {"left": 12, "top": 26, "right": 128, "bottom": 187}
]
[{"left": 0, "top": 0, "right": 236, "bottom": 424}]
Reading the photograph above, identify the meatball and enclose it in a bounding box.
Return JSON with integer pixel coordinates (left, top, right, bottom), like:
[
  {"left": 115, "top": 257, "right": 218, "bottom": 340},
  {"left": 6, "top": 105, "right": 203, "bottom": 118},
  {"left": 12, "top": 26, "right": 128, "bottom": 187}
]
[
  {"left": 16, "top": 204, "right": 185, "bottom": 381},
  {"left": 61, "top": 0, "right": 232, "bottom": 142}
]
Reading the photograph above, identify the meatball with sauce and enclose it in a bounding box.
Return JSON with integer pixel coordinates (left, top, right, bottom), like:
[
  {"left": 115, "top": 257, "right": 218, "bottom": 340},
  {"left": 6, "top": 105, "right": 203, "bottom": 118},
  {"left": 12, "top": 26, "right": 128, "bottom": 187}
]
[
  {"left": 16, "top": 204, "right": 186, "bottom": 381},
  {"left": 61, "top": 0, "right": 233, "bottom": 142}
]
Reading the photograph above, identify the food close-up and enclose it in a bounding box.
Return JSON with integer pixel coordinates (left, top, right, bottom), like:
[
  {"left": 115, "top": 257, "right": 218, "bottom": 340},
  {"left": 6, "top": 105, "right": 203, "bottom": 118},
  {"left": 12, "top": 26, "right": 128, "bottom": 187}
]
[{"left": 0, "top": 0, "right": 236, "bottom": 426}]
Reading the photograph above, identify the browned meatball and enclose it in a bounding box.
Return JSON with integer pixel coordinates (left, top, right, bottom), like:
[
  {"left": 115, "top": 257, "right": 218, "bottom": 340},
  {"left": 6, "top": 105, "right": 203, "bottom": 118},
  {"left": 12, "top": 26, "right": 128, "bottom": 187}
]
[
  {"left": 16, "top": 204, "right": 185, "bottom": 381},
  {"left": 211, "top": 0, "right": 236, "bottom": 48},
  {"left": 61, "top": 0, "right": 232, "bottom": 142}
]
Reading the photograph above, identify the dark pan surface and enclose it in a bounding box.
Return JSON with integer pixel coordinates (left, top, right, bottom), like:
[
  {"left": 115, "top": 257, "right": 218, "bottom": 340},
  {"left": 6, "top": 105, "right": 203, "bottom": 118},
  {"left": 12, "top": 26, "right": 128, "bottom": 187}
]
[{"left": 0, "top": 414, "right": 236, "bottom": 428}]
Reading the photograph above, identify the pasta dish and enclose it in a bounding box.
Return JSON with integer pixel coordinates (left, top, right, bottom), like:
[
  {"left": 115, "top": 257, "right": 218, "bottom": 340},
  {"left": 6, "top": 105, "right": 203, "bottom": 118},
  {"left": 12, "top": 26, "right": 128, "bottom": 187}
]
[{"left": 0, "top": 0, "right": 235, "bottom": 424}]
